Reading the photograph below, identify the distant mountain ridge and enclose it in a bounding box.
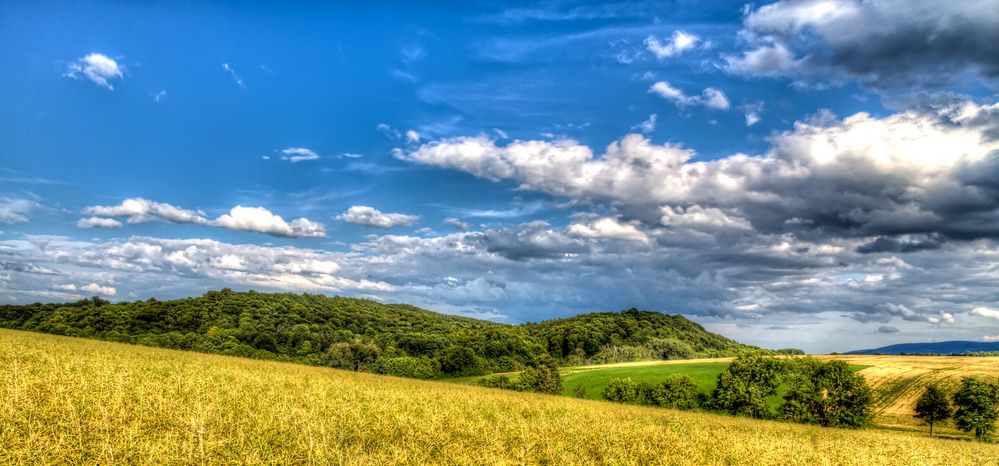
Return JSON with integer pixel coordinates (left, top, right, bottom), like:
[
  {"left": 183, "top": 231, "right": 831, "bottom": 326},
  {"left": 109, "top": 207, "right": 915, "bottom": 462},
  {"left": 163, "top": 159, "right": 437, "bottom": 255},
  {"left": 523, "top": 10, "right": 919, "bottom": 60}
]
[{"left": 846, "top": 340, "right": 999, "bottom": 355}]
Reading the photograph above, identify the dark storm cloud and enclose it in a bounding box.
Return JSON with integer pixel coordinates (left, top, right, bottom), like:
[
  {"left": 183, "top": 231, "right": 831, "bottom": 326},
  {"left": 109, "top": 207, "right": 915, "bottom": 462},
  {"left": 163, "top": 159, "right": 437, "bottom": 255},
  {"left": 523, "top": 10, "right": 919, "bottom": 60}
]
[{"left": 732, "top": 0, "right": 999, "bottom": 89}]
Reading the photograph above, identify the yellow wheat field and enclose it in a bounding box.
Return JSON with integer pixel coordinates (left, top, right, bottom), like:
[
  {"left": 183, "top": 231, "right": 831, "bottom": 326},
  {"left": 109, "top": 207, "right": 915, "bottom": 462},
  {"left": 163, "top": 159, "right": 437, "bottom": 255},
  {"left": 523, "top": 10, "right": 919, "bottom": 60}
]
[
  {"left": 2, "top": 329, "right": 997, "bottom": 465},
  {"left": 824, "top": 354, "right": 999, "bottom": 434}
]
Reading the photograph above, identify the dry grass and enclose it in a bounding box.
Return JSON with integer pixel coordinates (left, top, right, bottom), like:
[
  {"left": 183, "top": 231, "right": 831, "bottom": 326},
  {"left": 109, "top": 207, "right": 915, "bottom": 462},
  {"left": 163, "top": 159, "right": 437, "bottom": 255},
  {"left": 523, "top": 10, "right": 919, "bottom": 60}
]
[
  {"left": 823, "top": 354, "right": 999, "bottom": 436},
  {"left": 2, "top": 329, "right": 998, "bottom": 465}
]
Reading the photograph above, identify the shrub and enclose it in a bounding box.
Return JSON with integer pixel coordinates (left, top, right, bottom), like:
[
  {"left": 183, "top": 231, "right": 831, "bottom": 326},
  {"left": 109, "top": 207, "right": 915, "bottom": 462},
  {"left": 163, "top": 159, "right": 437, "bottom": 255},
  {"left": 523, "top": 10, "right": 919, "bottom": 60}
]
[
  {"left": 518, "top": 355, "right": 562, "bottom": 394},
  {"left": 646, "top": 375, "right": 700, "bottom": 410},
  {"left": 572, "top": 385, "right": 588, "bottom": 398},
  {"left": 603, "top": 378, "right": 641, "bottom": 403},
  {"left": 440, "top": 346, "right": 482, "bottom": 376},
  {"left": 371, "top": 356, "right": 437, "bottom": 379},
  {"left": 478, "top": 375, "right": 518, "bottom": 390}
]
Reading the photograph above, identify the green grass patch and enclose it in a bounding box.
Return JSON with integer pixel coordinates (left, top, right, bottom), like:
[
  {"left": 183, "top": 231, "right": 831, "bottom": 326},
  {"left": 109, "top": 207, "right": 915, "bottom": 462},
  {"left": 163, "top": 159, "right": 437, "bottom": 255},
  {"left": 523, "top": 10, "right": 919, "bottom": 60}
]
[{"left": 562, "top": 362, "right": 728, "bottom": 399}]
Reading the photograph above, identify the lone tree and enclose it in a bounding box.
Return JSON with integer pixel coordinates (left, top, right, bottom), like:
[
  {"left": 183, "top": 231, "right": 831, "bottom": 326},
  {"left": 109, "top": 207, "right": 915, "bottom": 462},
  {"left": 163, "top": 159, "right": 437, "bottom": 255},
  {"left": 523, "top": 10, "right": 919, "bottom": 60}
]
[
  {"left": 914, "top": 384, "right": 952, "bottom": 436},
  {"left": 953, "top": 377, "right": 999, "bottom": 441}
]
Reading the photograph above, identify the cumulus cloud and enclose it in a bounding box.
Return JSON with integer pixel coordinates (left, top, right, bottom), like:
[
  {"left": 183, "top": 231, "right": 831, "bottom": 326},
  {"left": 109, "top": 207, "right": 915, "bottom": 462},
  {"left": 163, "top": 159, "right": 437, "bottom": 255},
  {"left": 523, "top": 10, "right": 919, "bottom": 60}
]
[
  {"left": 971, "top": 307, "right": 999, "bottom": 321},
  {"left": 337, "top": 206, "right": 420, "bottom": 229},
  {"left": 80, "top": 198, "right": 326, "bottom": 238},
  {"left": 405, "top": 130, "right": 421, "bottom": 143},
  {"left": 280, "top": 147, "right": 320, "bottom": 162},
  {"left": 444, "top": 217, "right": 470, "bottom": 230},
  {"left": 0, "top": 198, "right": 38, "bottom": 224},
  {"left": 64, "top": 53, "right": 123, "bottom": 89},
  {"left": 76, "top": 216, "right": 123, "bottom": 229},
  {"left": 567, "top": 217, "right": 650, "bottom": 244},
  {"left": 214, "top": 206, "right": 327, "bottom": 238},
  {"left": 84, "top": 198, "right": 209, "bottom": 225},
  {"left": 731, "top": 0, "right": 999, "bottom": 88},
  {"left": 80, "top": 282, "right": 116, "bottom": 297},
  {"left": 644, "top": 30, "right": 700, "bottom": 59},
  {"left": 649, "top": 81, "right": 730, "bottom": 110},
  {"left": 401, "top": 100, "right": 999, "bottom": 242},
  {"left": 984, "top": 335, "right": 999, "bottom": 342}
]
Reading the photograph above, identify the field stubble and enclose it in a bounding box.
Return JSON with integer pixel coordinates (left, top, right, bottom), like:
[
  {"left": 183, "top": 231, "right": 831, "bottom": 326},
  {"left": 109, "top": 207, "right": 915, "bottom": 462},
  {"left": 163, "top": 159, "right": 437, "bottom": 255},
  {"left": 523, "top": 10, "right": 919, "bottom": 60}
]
[{"left": 2, "top": 329, "right": 998, "bottom": 465}]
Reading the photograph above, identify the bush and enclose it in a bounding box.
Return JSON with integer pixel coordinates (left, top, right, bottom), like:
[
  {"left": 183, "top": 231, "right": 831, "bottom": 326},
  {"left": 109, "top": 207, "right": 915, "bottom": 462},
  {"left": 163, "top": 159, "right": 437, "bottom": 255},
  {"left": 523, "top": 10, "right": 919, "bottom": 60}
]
[
  {"left": 572, "top": 385, "right": 587, "bottom": 398},
  {"left": 645, "top": 375, "right": 700, "bottom": 410},
  {"left": 518, "top": 355, "right": 562, "bottom": 394},
  {"left": 603, "top": 378, "right": 641, "bottom": 403},
  {"left": 440, "top": 346, "right": 482, "bottom": 376},
  {"left": 371, "top": 356, "right": 437, "bottom": 379},
  {"left": 478, "top": 375, "right": 518, "bottom": 390}
]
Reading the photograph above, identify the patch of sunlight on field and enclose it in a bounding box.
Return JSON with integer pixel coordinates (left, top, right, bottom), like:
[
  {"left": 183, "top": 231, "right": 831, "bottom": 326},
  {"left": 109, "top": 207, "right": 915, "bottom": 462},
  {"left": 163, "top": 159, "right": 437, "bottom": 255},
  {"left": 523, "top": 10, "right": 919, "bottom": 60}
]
[{"left": 2, "top": 329, "right": 998, "bottom": 465}]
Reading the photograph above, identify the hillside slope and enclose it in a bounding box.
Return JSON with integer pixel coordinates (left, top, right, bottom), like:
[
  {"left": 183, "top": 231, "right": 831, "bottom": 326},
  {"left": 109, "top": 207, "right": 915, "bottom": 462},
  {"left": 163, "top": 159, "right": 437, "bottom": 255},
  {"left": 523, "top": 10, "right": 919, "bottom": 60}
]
[
  {"left": 0, "top": 290, "right": 752, "bottom": 376},
  {"left": 2, "top": 329, "right": 995, "bottom": 465}
]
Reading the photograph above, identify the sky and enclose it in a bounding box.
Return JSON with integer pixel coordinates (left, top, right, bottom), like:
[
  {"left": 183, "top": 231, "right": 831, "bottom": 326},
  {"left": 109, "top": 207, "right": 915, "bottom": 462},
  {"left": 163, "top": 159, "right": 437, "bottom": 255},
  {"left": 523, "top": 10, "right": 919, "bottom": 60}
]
[{"left": 2, "top": 0, "right": 999, "bottom": 353}]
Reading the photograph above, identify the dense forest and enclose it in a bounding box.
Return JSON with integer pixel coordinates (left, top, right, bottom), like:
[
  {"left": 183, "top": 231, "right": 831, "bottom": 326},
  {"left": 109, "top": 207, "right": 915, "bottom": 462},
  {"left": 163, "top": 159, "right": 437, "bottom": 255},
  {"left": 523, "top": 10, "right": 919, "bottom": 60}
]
[{"left": 0, "top": 289, "right": 755, "bottom": 378}]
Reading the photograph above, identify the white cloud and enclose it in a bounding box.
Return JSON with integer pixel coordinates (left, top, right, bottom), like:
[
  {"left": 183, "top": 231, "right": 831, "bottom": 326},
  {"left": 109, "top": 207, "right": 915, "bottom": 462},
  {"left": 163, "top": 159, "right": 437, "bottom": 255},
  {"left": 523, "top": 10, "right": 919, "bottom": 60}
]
[
  {"left": 649, "top": 81, "right": 730, "bottom": 110},
  {"left": 377, "top": 123, "right": 401, "bottom": 139},
  {"left": 337, "top": 206, "right": 420, "bottom": 229},
  {"left": 281, "top": 147, "right": 320, "bottom": 162},
  {"left": 701, "top": 88, "right": 731, "bottom": 110},
  {"left": 406, "top": 130, "right": 421, "bottom": 143},
  {"left": 81, "top": 198, "right": 326, "bottom": 238},
  {"left": 644, "top": 30, "right": 700, "bottom": 59},
  {"left": 722, "top": 41, "right": 796, "bottom": 77},
  {"left": 85, "top": 198, "right": 209, "bottom": 225},
  {"left": 214, "top": 206, "right": 327, "bottom": 238},
  {"left": 400, "top": 101, "right": 999, "bottom": 243},
  {"left": 631, "top": 113, "right": 657, "bottom": 134},
  {"left": 222, "top": 63, "right": 246, "bottom": 89},
  {"left": 444, "top": 217, "right": 470, "bottom": 230},
  {"left": 64, "top": 53, "right": 123, "bottom": 90},
  {"left": 984, "top": 335, "right": 999, "bottom": 342},
  {"left": 660, "top": 205, "right": 751, "bottom": 230},
  {"left": 741, "top": 102, "right": 764, "bottom": 126},
  {"left": 971, "top": 307, "right": 999, "bottom": 321},
  {"left": 76, "top": 216, "right": 123, "bottom": 229},
  {"left": 81, "top": 282, "right": 116, "bottom": 297},
  {"left": 153, "top": 90, "right": 167, "bottom": 102},
  {"left": 0, "top": 198, "right": 38, "bottom": 224},
  {"left": 567, "top": 217, "right": 650, "bottom": 244}
]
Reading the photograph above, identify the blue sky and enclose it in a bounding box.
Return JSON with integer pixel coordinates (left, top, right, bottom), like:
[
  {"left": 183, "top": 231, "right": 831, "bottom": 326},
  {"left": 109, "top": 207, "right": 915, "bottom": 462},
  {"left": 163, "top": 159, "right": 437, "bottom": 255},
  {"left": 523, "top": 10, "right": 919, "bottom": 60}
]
[{"left": 2, "top": 0, "right": 999, "bottom": 352}]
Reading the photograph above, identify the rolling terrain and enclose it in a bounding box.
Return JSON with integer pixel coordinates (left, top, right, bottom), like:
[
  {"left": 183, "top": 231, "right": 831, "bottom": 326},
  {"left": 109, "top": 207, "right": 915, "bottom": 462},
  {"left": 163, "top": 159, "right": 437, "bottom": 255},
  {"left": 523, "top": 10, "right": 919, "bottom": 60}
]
[
  {"left": 3, "top": 329, "right": 997, "bottom": 465},
  {"left": 0, "top": 291, "right": 750, "bottom": 377}
]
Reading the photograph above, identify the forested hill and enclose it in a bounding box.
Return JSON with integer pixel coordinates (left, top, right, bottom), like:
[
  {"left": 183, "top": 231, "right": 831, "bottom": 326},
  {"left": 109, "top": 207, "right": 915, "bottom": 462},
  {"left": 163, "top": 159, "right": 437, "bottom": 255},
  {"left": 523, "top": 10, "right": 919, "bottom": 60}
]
[{"left": 0, "top": 290, "right": 755, "bottom": 378}]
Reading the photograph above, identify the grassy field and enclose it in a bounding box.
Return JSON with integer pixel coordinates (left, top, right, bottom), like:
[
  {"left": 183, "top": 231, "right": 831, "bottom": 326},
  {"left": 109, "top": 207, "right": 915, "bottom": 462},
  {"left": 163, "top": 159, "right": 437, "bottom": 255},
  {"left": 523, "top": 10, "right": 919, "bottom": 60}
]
[
  {"left": 3, "top": 329, "right": 998, "bottom": 465},
  {"left": 560, "top": 361, "right": 728, "bottom": 399}
]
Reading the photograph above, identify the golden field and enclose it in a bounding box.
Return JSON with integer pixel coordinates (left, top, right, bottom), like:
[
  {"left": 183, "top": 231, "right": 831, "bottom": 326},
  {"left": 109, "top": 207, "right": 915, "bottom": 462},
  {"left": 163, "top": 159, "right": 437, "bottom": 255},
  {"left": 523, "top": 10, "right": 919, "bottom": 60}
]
[
  {"left": 2, "top": 329, "right": 998, "bottom": 465},
  {"left": 824, "top": 354, "right": 999, "bottom": 437}
]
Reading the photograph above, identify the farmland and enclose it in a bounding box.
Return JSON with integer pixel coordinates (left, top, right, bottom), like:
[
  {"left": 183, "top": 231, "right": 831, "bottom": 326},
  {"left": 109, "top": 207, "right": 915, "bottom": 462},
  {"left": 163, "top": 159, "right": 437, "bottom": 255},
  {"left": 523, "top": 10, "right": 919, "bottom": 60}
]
[{"left": 3, "top": 329, "right": 998, "bottom": 465}]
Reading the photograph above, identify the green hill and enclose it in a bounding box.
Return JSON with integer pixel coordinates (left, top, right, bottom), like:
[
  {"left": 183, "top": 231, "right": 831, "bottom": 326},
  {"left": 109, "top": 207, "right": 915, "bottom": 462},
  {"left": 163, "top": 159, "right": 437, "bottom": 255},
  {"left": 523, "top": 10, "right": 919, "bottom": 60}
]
[{"left": 0, "top": 290, "right": 753, "bottom": 377}]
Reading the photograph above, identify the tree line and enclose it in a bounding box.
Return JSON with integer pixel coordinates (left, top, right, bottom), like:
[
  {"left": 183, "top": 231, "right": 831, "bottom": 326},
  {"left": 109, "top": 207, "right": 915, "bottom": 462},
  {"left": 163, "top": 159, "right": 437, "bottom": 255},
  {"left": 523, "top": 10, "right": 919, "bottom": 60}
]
[
  {"left": 0, "top": 290, "right": 758, "bottom": 379},
  {"left": 597, "top": 355, "right": 874, "bottom": 429}
]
